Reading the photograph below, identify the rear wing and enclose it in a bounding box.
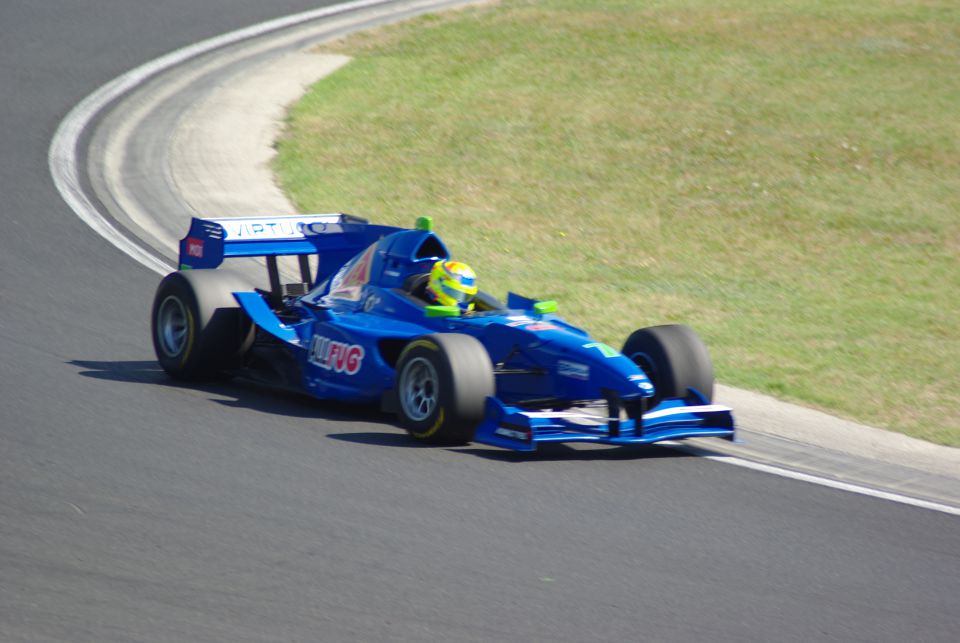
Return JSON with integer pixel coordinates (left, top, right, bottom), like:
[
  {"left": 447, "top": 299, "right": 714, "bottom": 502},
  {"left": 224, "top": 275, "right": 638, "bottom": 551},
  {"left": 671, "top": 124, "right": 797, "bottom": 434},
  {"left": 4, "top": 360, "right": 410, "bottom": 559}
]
[
  {"left": 177, "top": 213, "right": 401, "bottom": 294},
  {"left": 178, "top": 214, "right": 370, "bottom": 269}
]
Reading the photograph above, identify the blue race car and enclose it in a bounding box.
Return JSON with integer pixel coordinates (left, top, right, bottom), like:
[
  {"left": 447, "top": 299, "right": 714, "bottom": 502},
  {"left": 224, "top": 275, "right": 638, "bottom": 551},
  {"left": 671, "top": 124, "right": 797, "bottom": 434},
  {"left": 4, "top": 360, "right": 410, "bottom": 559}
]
[{"left": 151, "top": 214, "right": 735, "bottom": 450}]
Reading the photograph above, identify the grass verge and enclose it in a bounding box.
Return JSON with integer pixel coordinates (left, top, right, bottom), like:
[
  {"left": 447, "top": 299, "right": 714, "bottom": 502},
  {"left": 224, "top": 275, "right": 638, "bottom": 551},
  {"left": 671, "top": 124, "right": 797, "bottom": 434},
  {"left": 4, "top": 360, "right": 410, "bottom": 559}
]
[{"left": 274, "top": 0, "right": 960, "bottom": 446}]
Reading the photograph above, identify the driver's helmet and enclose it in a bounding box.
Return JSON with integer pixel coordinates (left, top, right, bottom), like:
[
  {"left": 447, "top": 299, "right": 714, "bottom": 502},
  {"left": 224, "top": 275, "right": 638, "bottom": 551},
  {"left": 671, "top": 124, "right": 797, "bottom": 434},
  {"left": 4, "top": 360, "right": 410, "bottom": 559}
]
[{"left": 426, "top": 260, "right": 477, "bottom": 312}]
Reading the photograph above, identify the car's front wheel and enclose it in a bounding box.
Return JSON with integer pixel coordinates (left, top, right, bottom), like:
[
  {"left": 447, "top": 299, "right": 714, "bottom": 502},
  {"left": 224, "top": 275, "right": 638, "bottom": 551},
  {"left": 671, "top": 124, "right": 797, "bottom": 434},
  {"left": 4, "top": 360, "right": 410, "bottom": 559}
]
[
  {"left": 622, "top": 324, "right": 715, "bottom": 407},
  {"left": 394, "top": 333, "right": 494, "bottom": 444}
]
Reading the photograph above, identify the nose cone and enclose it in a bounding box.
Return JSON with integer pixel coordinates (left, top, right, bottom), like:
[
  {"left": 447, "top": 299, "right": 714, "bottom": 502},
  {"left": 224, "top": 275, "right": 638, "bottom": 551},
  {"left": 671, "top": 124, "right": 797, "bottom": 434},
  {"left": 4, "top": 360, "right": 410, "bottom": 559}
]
[{"left": 536, "top": 326, "right": 655, "bottom": 399}]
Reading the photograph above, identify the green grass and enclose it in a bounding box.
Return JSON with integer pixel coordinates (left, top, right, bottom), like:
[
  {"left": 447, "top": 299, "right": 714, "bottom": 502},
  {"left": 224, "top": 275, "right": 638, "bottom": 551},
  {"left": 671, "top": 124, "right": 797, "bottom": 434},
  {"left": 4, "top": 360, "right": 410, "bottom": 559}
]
[{"left": 274, "top": 0, "right": 960, "bottom": 446}]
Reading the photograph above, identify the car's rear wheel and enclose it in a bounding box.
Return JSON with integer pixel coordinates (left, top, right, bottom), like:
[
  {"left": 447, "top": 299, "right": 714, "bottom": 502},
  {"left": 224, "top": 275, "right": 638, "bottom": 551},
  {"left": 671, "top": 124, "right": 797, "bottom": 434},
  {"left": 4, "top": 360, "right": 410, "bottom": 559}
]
[
  {"left": 621, "top": 324, "right": 715, "bottom": 407},
  {"left": 395, "top": 333, "right": 494, "bottom": 444},
  {"left": 151, "top": 269, "right": 255, "bottom": 380}
]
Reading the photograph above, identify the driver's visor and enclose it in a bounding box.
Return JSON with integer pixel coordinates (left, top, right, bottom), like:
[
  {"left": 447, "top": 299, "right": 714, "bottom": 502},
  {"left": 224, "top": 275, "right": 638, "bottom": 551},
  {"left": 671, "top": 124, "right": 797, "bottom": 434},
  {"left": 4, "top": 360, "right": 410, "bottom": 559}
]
[{"left": 440, "top": 282, "right": 473, "bottom": 303}]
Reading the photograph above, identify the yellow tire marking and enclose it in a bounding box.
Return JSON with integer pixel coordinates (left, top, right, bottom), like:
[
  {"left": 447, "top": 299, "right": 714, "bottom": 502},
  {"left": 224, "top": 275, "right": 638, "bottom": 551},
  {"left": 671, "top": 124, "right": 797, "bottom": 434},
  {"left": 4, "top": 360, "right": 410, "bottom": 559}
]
[
  {"left": 403, "top": 339, "right": 439, "bottom": 355},
  {"left": 413, "top": 408, "right": 445, "bottom": 439}
]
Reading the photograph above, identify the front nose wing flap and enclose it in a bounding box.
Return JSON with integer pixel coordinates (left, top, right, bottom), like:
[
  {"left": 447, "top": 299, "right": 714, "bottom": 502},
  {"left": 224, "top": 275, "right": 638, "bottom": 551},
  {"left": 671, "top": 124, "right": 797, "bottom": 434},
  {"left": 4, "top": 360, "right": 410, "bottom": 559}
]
[{"left": 473, "top": 397, "right": 735, "bottom": 451}]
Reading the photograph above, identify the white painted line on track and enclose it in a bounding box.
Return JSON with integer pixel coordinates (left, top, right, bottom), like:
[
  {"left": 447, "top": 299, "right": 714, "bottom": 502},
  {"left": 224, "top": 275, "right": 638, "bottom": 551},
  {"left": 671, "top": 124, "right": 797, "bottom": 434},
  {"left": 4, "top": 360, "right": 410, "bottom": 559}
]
[
  {"left": 48, "top": 0, "right": 960, "bottom": 517},
  {"left": 702, "top": 454, "right": 960, "bottom": 516},
  {"left": 48, "top": 0, "right": 403, "bottom": 276}
]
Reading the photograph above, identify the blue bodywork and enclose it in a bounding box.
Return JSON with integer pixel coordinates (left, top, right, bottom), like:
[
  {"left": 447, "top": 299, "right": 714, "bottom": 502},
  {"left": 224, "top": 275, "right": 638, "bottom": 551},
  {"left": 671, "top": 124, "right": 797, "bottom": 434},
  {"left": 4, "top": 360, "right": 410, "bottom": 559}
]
[{"left": 178, "top": 214, "right": 735, "bottom": 450}]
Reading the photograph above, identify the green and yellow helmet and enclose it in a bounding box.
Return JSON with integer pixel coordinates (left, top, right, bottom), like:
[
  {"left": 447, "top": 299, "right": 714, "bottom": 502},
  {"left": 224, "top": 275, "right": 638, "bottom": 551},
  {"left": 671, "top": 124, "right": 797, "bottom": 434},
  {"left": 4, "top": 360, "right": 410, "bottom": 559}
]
[{"left": 426, "top": 260, "right": 478, "bottom": 312}]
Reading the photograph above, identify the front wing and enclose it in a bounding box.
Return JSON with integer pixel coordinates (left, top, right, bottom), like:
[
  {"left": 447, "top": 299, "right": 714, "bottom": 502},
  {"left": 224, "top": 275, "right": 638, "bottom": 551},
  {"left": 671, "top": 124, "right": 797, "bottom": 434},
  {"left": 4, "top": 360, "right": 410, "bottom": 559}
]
[{"left": 473, "top": 397, "right": 735, "bottom": 452}]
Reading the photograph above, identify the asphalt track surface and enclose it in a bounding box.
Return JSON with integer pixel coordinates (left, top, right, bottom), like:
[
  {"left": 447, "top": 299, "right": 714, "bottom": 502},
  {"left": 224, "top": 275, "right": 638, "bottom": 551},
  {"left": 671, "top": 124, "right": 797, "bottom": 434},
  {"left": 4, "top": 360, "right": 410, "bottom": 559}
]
[{"left": 2, "top": 1, "right": 959, "bottom": 641}]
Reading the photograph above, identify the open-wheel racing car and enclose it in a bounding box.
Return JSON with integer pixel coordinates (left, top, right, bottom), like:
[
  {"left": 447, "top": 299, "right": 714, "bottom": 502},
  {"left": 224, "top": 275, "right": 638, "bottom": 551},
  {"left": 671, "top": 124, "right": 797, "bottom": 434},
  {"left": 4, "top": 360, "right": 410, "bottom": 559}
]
[{"left": 151, "top": 214, "right": 735, "bottom": 451}]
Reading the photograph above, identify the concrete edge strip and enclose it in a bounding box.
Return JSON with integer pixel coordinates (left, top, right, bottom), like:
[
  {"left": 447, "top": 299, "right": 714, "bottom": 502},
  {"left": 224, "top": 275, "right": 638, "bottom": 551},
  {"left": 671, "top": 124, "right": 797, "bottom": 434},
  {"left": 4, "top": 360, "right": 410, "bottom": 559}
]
[
  {"left": 703, "top": 454, "right": 960, "bottom": 517},
  {"left": 48, "top": 0, "right": 960, "bottom": 517},
  {"left": 47, "top": 0, "right": 403, "bottom": 276}
]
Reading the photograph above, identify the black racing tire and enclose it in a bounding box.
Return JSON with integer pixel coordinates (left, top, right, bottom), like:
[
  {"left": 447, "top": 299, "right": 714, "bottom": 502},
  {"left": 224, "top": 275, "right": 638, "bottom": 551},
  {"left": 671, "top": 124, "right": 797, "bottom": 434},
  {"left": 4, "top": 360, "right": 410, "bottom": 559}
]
[
  {"left": 394, "top": 333, "right": 495, "bottom": 445},
  {"left": 621, "top": 324, "right": 715, "bottom": 406},
  {"left": 151, "top": 269, "right": 255, "bottom": 380}
]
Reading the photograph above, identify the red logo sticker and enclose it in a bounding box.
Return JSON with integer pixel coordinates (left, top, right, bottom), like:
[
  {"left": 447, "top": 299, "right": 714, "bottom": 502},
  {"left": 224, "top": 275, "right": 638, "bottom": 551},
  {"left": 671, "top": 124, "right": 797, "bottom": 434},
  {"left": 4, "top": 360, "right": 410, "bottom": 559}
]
[
  {"left": 525, "top": 323, "right": 559, "bottom": 332},
  {"left": 186, "top": 237, "right": 204, "bottom": 258}
]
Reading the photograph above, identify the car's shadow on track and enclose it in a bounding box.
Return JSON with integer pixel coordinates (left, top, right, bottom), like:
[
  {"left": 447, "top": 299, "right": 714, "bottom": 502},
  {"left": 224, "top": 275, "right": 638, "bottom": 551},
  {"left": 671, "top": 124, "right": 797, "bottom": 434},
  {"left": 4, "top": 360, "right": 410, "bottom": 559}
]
[
  {"left": 70, "top": 360, "right": 699, "bottom": 460},
  {"left": 327, "top": 433, "right": 692, "bottom": 460},
  {"left": 70, "top": 359, "right": 170, "bottom": 385},
  {"left": 68, "top": 359, "right": 384, "bottom": 425},
  {"left": 327, "top": 432, "right": 442, "bottom": 449},
  {"left": 329, "top": 432, "right": 695, "bottom": 461},
  {"left": 454, "top": 442, "right": 695, "bottom": 462}
]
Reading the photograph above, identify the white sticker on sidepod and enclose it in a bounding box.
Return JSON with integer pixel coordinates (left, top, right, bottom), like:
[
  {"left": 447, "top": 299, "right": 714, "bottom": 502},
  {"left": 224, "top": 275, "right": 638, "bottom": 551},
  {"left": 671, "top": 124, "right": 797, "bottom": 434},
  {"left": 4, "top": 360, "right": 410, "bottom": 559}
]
[
  {"left": 630, "top": 374, "right": 654, "bottom": 392},
  {"left": 557, "top": 360, "right": 590, "bottom": 381},
  {"left": 506, "top": 316, "right": 534, "bottom": 327}
]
